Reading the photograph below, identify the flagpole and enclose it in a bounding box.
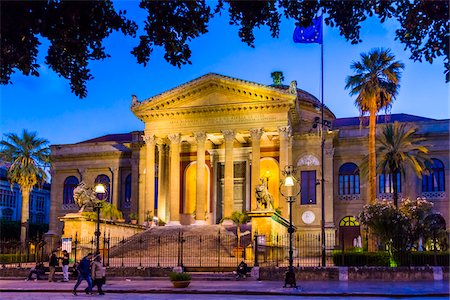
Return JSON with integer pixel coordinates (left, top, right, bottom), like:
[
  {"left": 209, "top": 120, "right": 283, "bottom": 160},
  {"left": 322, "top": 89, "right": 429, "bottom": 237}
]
[{"left": 320, "top": 13, "right": 326, "bottom": 268}]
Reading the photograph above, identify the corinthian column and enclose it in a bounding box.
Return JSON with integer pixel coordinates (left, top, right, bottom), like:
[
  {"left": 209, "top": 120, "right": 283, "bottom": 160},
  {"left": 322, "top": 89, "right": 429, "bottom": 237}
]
[
  {"left": 143, "top": 134, "right": 156, "bottom": 223},
  {"left": 222, "top": 129, "right": 235, "bottom": 218},
  {"left": 167, "top": 133, "right": 181, "bottom": 226},
  {"left": 156, "top": 139, "right": 168, "bottom": 222},
  {"left": 110, "top": 166, "right": 120, "bottom": 208},
  {"left": 194, "top": 132, "right": 207, "bottom": 224},
  {"left": 250, "top": 128, "right": 263, "bottom": 211},
  {"left": 278, "top": 126, "right": 290, "bottom": 216}
]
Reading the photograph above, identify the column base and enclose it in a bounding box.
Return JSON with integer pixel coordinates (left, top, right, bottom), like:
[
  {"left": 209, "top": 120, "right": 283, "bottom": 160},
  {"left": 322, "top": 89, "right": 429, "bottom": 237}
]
[
  {"left": 192, "top": 220, "right": 207, "bottom": 226},
  {"left": 166, "top": 221, "right": 182, "bottom": 227}
]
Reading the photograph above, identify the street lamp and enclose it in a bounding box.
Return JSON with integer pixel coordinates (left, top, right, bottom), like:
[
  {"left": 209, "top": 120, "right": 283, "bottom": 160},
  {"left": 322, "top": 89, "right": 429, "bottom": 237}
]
[
  {"left": 94, "top": 184, "right": 107, "bottom": 254},
  {"left": 279, "top": 165, "right": 300, "bottom": 288}
]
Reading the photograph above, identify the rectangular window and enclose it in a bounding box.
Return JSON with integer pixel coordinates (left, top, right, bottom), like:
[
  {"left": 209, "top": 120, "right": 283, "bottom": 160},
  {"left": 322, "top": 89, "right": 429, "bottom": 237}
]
[{"left": 301, "top": 171, "right": 316, "bottom": 205}]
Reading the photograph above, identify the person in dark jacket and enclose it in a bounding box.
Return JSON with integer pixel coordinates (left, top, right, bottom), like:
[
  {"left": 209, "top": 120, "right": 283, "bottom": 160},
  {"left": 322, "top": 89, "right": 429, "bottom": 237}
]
[
  {"left": 73, "top": 253, "right": 93, "bottom": 295},
  {"left": 61, "top": 250, "right": 70, "bottom": 282},
  {"left": 26, "top": 262, "right": 45, "bottom": 281},
  {"left": 48, "top": 250, "right": 59, "bottom": 282}
]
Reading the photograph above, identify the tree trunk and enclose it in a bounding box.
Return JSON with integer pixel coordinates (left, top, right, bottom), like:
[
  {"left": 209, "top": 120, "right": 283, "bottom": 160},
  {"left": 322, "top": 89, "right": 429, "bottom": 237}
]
[
  {"left": 368, "top": 109, "right": 377, "bottom": 204},
  {"left": 21, "top": 186, "right": 31, "bottom": 243}
]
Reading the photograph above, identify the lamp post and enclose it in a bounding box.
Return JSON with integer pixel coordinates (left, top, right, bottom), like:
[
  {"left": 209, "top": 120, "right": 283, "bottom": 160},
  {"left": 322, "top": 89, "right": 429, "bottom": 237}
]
[
  {"left": 94, "top": 184, "right": 107, "bottom": 254},
  {"left": 313, "top": 116, "right": 331, "bottom": 267},
  {"left": 280, "top": 165, "right": 300, "bottom": 288}
]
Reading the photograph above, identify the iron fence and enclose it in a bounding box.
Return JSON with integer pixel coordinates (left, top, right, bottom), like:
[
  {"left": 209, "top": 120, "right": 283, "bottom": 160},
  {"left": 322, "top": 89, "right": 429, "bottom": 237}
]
[{"left": 1, "top": 231, "right": 448, "bottom": 268}]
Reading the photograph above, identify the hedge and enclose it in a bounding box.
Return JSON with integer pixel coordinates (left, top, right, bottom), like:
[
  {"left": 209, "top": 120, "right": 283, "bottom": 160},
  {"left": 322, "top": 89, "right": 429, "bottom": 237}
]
[{"left": 333, "top": 250, "right": 450, "bottom": 266}]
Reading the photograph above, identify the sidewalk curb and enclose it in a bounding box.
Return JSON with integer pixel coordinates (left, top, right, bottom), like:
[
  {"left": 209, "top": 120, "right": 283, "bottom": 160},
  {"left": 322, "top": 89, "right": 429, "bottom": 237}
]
[{"left": 1, "top": 288, "right": 449, "bottom": 298}]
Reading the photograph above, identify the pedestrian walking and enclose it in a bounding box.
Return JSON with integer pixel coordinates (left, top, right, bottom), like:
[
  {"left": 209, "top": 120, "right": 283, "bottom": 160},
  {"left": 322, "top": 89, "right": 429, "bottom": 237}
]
[
  {"left": 61, "top": 250, "right": 70, "bottom": 282},
  {"left": 90, "top": 255, "right": 106, "bottom": 295},
  {"left": 73, "top": 253, "right": 93, "bottom": 296},
  {"left": 48, "top": 250, "right": 59, "bottom": 282}
]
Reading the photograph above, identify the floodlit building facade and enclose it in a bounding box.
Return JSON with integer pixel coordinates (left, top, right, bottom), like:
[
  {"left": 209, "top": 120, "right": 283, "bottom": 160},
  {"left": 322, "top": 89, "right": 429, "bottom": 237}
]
[{"left": 49, "top": 73, "right": 449, "bottom": 248}]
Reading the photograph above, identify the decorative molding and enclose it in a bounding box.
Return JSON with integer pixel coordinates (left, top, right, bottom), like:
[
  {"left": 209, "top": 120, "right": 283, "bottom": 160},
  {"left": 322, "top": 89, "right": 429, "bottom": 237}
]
[
  {"left": 338, "top": 194, "right": 361, "bottom": 201},
  {"left": 421, "top": 191, "right": 447, "bottom": 200},
  {"left": 194, "top": 132, "right": 207, "bottom": 144},
  {"left": 168, "top": 133, "right": 181, "bottom": 144},
  {"left": 297, "top": 154, "right": 320, "bottom": 166},
  {"left": 222, "top": 129, "right": 236, "bottom": 142},
  {"left": 278, "top": 126, "right": 291, "bottom": 139},
  {"left": 62, "top": 203, "right": 78, "bottom": 210},
  {"left": 249, "top": 128, "right": 263, "bottom": 140},
  {"left": 143, "top": 134, "right": 156, "bottom": 144}
]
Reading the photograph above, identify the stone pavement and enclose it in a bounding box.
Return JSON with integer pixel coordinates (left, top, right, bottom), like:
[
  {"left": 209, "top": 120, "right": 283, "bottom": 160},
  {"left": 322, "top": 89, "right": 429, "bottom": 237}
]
[{"left": 0, "top": 278, "right": 449, "bottom": 297}]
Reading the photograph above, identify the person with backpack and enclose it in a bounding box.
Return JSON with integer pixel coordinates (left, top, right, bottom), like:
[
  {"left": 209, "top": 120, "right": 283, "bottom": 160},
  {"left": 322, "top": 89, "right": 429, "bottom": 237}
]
[{"left": 73, "top": 253, "right": 93, "bottom": 295}]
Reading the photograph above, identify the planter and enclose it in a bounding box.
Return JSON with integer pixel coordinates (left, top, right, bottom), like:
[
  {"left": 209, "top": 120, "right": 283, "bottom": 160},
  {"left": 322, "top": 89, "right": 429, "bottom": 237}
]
[
  {"left": 171, "top": 280, "right": 191, "bottom": 288},
  {"left": 130, "top": 219, "right": 137, "bottom": 225}
]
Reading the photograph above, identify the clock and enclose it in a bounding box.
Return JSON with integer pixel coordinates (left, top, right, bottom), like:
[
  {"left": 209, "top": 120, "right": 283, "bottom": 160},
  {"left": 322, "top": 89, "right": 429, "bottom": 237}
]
[{"left": 301, "top": 211, "right": 315, "bottom": 224}]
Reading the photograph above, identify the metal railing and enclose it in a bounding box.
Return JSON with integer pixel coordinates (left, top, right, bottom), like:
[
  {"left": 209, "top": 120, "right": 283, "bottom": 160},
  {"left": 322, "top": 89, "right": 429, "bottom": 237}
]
[{"left": 1, "top": 231, "right": 448, "bottom": 268}]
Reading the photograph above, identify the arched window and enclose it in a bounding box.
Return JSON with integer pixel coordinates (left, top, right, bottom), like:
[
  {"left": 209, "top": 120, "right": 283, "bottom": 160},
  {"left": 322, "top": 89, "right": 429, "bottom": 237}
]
[
  {"left": 95, "top": 174, "right": 111, "bottom": 203},
  {"left": 63, "top": 176, "right": 79, "bottom": 204},
  {"left": 422, "top": 158, "right": 445, "bottom": 192},
  {"left": 339, "top": 216, "right": 360, "bottom": 227},
  {"left": 338, "top": 163, "right": 360, "bottom": 195},
  {"left": 123, "top": 174, "right": 132, "bottom": 209},
  {"left": 379, "top": 172, "right": 401, "bottom": 193},
  {"left": 1, "top": 208, "right": 13, "bottom": 221}
]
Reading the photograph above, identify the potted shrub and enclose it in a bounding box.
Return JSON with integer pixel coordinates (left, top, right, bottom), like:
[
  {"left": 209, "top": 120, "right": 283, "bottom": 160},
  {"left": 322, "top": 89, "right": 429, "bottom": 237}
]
[
  {"left": 129, "top": 212, "right": 138, "bottom": 224},
  {"left": 169, "top": 272, "right": 191, "bottom": 288}
]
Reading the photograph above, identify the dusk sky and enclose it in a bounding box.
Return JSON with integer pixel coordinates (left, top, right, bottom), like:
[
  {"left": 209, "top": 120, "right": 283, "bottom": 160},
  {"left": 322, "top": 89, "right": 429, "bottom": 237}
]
[{"left": 1, "top": 2, "right": 448, "bottom": 146}]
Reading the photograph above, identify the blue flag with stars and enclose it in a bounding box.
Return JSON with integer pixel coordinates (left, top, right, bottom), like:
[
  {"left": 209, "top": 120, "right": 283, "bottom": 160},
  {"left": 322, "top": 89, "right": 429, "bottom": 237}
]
[{"left": 293, "top": 16, "right": 322, "bottom": 44}]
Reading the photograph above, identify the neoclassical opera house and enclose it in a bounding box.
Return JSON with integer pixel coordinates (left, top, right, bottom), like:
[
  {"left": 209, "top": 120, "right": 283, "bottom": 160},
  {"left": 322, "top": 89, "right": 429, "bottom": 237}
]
[{"left": 49, "top": 73, "right": 449, "bottom": 247}]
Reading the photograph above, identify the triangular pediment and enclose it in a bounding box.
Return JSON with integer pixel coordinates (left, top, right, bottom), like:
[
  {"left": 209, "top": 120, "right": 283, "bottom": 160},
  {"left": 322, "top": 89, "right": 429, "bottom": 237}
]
[{"left": 132, "top": 73, "right": 297, "bottom": 119}]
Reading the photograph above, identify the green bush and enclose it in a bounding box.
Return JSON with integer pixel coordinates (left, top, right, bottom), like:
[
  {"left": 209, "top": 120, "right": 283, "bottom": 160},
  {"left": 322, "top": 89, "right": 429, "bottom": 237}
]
[
  {"left": 395, "top": 251, "right": 450, "bottom": 266},
  {"left": 169, "top": 272, "right": 191, "bottom": 281},
  {"left": 0, "top": 254, "right": 32, "bottom": 264},
  {"left": 332, "top": 251, "right": 390, "bottom": 266},
  {"left": 333, "top": 250, "right": 450, "bottom": 266}
]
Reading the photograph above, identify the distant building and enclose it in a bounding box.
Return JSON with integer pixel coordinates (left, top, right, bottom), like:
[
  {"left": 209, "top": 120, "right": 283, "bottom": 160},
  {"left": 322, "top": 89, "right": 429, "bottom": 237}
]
[
  {"left": 49, "top": 73, "right": 449, "bottom": 248},
  {"left": 0, "top": 165, "right": 51, "bottom": 225}
]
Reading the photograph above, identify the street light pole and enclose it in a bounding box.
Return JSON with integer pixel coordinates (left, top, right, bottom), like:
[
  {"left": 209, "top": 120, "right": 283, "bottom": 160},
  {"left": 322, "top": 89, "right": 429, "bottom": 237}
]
[
  {"left": 280, "top": 165, "right": 300, "bottom": 289},
  {"left": 94, "top": 184, "right": 107, "bottom": 255}
]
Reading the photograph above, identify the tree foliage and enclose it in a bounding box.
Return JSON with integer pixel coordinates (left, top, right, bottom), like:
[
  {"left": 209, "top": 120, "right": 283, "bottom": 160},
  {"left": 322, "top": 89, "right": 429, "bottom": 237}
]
[
  {"left": 345, "top": 48, "right": 404, "bottom": 204},
  {"left": 1, "top": 0, "right": 448, "bottom": 98},
  {"left": 376, "top": 121, "right": 430, "bottom": 207}
]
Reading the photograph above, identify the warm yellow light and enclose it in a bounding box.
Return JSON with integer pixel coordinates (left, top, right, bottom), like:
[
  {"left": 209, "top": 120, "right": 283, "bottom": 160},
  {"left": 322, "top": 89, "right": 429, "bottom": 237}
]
[
  {"left": 95, "top": 184, "right": 106, "bottom": 194},
  {"left": 284, "top": 176, "right": 295, "bottom": 187}
]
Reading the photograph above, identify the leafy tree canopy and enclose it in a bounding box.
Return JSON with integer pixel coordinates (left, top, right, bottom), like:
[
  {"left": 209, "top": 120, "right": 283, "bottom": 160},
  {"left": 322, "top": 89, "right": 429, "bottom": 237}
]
[{"left": 1, "top": 0, "right": 448, "bottom": 98}]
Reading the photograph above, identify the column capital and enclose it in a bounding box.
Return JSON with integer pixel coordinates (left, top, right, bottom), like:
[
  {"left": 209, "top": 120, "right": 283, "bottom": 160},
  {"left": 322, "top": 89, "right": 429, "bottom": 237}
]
[
  {"left": 249, "top": 128, "right": 263, "bottom": 140},
  {"left": 143, "top": 134, "right": 156, "bottom": 144},
  {"left": 194, "top": 132, "right": 207, "bottom": 144},
  {"left": 222, "top": 129, "right": 236, "bottom": 142},
  {"left": 278, "top": 126, "right": 291, "bottom": 139},
  {"left": 168, "top": 133, "right": 181, "bottom": 144}
]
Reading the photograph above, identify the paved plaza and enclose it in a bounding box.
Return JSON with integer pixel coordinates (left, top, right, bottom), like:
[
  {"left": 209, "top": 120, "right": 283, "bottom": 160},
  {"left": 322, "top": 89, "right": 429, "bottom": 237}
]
[{"left": 0, "top": 278, "right": 448, "bottom": 299}]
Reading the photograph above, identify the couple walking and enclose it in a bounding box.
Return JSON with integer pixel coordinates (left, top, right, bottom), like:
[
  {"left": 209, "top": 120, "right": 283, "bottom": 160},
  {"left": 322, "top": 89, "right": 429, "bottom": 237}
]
[{"left": 73, "top": 253, "right": 106, "bottom": 295}]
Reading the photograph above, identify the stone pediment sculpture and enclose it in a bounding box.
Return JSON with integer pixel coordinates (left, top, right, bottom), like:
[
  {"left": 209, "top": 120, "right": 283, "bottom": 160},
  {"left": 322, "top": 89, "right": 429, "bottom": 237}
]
[
  {"left": 255, "top": 179, "right": 274, "bottom": 210},
  {"left": 73, "top": 181, "right": 96, "bottom": 213}
]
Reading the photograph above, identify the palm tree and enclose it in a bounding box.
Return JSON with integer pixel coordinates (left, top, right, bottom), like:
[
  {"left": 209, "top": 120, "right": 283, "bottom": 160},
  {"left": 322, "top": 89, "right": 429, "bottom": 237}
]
[
  {"left": 222, "top": 211, "right": 251, "bottom": 251},
  {"left": 0, "top": 130, "right": 50, "bottom": 243},
  {"left": 376, "top": 122, "right": 430, "bottom": 207},
  {"left": 345, "top": 48, "right": 404, "bottom": 204}
]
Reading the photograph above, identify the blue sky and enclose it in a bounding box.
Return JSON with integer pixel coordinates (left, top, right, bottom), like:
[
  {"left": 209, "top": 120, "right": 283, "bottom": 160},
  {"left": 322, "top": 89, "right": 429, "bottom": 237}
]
[{"left": 1, "top": 2, "right": 448, "bottom": 146}]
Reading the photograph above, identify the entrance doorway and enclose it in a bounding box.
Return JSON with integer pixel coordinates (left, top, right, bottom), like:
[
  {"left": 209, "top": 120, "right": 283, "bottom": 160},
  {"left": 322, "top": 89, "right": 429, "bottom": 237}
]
[{"left": 339, "top": 216, "right": 361, "bottom": 250}]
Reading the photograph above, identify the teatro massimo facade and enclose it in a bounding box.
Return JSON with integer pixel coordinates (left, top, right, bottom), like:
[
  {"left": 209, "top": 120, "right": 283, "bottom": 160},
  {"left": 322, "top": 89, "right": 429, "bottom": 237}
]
[{"left": 49, "top": 73, "right": 449, "bottom": 248}]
